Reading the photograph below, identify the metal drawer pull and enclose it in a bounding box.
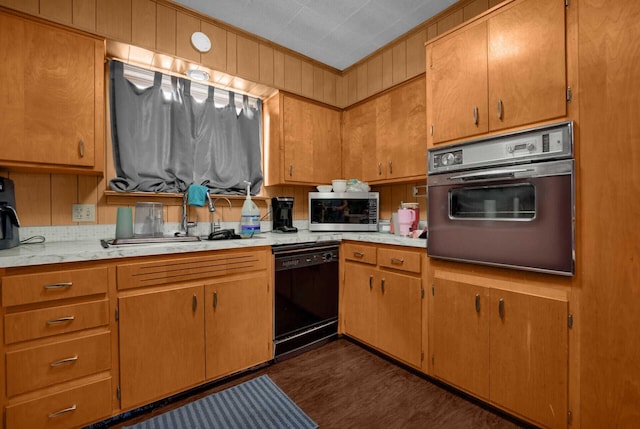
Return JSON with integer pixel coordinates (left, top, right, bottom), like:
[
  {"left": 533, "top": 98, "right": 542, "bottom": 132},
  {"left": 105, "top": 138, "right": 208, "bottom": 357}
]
[
  {"left": 475, "top": 294, "right": 480, "bottom": 313},
  {"left": 289, "top": 164, "right": 293, "bottom": 176},
  {"left": 388, "top": 161, "right": 393, "bottom": 174},
  {"left": 213, "top": 292, "right": 218, "bottom": 309},
  {"left": 50, "top": 355, "right": 79, "bottom": 367},
  {"left": 498, "top": 298, "right": 505, "bottom": 319},
  {"left": 44, "top": 282, "right": 73, "bottom": 290},
  {"left": 353, "top": 251, "right": 365, "bottom": 257},
  {"left": 381, "top": 278, "right": 385, "bottom": 294},
  {"left": 47, "top": 316, "right": 75, "bottom": 325},
  {"left": 192, "top": 295, "right": 198, "bottom": 313},
  {"left": 79, "top": 138, "right": 85, "bottom": 158},
  {"left": 473, "top": 106, "right": 479, "bottom": 125},
  {"left": 390, "top": 258, "right": 404, "bottom": 265},
  {"left": 369, "top": 275, "right": 373, "bottom": 290},
  {"left": 497, "top": 99, "right": 503, "bottom": 120},
  {"left": 49, "top": 404, "right": 77, "bottom": 418},
  {"left": 378, "top": 162, "right": 383, "bottom": 175}
]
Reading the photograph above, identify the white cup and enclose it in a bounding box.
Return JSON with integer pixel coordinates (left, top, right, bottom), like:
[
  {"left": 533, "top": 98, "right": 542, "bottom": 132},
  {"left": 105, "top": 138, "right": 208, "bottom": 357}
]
[{"left": 484, "top": 200, "right": 497, "bottom": 218}]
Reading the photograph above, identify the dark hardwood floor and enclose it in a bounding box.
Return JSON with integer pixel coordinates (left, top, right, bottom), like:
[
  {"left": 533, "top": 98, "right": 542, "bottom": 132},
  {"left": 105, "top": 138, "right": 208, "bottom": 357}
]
[{"left": 102, "top": 338, "right": 530, "bottom": 429}]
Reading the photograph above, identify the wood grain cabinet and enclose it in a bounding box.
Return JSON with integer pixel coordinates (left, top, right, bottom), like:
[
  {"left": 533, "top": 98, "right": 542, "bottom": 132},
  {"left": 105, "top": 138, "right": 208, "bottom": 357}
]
[
  {"left": 429, "top": 270, "right": 568, "bottom": 429},
  {"left": 426, "top": 0, "right": 567, "bottom": 146},
  {"left": 343, "top": 76, "right": 426, "bottom": 184},
  {"left": 0, "top": 10, "right": 105, "bottom": 174},
  {"left": 341, "top": 242, "right": 423, "bottom": 368},
  {"left": 1, "top": 264, "right": 112, "bottom": 429},
  {"left": 263, "top": 92, "right": 341, "bottom": 185},
  {"left": 116, "top": 249, "right": 272, "bottom": 412}
]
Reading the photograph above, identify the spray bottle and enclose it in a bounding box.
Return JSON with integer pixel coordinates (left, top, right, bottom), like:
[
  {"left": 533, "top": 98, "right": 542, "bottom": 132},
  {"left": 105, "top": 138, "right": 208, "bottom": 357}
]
[{"left": 240, "top": 180, "right": 260, "bottom": 236}]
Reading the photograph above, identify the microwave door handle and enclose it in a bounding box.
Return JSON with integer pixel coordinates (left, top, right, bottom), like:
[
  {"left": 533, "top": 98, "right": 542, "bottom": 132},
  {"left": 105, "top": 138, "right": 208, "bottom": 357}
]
[{"left": 448, "top": 168, "right": 533, "bottom": 181}]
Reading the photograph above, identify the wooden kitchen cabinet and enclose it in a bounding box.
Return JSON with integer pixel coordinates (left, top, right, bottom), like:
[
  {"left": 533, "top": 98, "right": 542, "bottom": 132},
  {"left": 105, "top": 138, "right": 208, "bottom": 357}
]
[
  {"left": 205, "top": 272, "right": 272, "bottom": 380},
  {"left": 0, "top": 10, "right": 105, "bottom": 174},
  {"left": 116, "top": 248, "right": 272, "bottom": 412},
  {"left": 426, "top": 0, "right": 567, "bottom": 146},
  {"left": 343, "top": 76, "right": 426, "bottom": 184},
  {"left": 263, "top": 92, "right": 341, "bottom": 185},
  {"left": 341, "top": 242, "right": 423, "bottom": 368},
  {"left": 1, "top": 262, "right": 113, "bottom": 429},
  {"left": 429, "top": 265, "right": 569, "bottom": 429}
]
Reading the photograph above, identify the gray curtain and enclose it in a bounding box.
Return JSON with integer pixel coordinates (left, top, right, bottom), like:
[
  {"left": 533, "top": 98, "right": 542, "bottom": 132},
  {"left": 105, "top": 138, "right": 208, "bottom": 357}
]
[{"left": 109, "top": 60, "right": 263, "bottom": 195}]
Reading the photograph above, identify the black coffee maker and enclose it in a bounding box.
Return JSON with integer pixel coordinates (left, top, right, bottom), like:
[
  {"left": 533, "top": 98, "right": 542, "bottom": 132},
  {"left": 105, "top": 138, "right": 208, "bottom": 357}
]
[
  {"left": 271, "top": 197, "right": 297, "bottom": 233},
  {"left": 0, "top": 178, "right": 20, "bottom": 250}
]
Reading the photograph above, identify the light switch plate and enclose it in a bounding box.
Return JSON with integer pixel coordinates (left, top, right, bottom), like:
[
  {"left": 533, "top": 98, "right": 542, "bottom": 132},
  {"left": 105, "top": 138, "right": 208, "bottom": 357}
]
[{"left": 72, "top": 204, "right": 96, "bottom": 222}]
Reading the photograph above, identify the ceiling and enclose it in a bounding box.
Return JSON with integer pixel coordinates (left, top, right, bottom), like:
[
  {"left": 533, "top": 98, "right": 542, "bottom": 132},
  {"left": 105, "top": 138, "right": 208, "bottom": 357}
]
[{"left": 171, "top": 0, "right": 458, "bottom": 71}]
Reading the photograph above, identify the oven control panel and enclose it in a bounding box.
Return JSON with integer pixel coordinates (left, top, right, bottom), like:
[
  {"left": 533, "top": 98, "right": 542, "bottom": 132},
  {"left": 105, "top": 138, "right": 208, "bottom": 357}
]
[{"left": 428, "top": 121, "right": 573, "bottom": 174}]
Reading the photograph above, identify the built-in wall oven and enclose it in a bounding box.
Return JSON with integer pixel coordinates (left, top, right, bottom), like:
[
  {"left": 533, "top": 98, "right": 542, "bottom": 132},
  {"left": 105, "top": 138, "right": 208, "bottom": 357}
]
[
  {"left": 427, "top": 121, "right": 575, "bottom": 276},
  {"left": 272, "top": 242, "right": 339, "bottom": 359}
]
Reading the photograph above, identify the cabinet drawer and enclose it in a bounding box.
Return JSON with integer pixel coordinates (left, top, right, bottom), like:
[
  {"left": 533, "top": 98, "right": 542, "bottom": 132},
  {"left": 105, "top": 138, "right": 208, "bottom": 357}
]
[
  {"left": 4, "top": 299, "right": 109, "bottom": 344},
  {"left": 5, "top": 377, "right": 111, "bottom": 429},
  {"left": 377, "top": 248, "right": 422, "bottom": 274},
  {"left": 2, "top": 267, "right": 108, "bottom": 307},
  {"left": 117, "top": 250, "right": 268, "bottom": 290},
  {"left": 6, "top": 332, "right": 111, "bottom": 397},
  {"left": 343, "top": 243, "right": 377, "bottom": 265}
]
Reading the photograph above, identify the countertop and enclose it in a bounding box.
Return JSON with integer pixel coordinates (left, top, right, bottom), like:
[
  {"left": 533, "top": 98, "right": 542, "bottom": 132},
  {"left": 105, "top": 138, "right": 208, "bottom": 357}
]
[{"left": 0, "top": 230, "right": 427, "bottom": 269}]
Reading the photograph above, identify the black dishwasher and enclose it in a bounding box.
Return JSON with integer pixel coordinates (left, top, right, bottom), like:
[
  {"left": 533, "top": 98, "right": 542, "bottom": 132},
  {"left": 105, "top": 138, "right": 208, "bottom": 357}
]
[{"left": 272, "top": 241, "right": 339, "bottom": 359}]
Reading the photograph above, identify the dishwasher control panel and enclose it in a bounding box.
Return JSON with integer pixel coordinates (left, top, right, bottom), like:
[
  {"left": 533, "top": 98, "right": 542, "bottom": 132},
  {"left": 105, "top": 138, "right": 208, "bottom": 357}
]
[{"left": 274, "top": 247, "right": 339, "bottom": 271}]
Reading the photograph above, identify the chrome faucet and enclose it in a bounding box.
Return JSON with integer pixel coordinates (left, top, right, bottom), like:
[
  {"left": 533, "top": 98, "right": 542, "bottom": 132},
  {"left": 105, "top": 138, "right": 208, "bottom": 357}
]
[
  {"left": 210, "top": 197, "right": 232, "bottom": 233},
  {"left": 179, "top": 190, "right": 199, "bottom": 236}
]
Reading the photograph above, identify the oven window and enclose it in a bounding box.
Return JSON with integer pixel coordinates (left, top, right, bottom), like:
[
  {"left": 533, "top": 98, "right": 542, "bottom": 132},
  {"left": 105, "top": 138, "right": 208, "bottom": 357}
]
[
  {"left": 310, "top": 199, "right": 372, "bottom": 224},
  {"left": 449, "top": 183, "right": 535, "bottom": 220}
]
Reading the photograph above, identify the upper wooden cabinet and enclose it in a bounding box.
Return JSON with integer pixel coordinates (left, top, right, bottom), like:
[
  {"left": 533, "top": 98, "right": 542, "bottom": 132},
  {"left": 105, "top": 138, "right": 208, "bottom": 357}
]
[
  {"left": 264, "top": 92, "right": 341, "bottom": 186},
  {"left": 0, "top": 11, "right": 105, "bottom": 174},
  {"left": 426, "top": 0, "right": 567, "bottom": 146},
  {"left": 343, "top": 76, "right": 426, "bottom": 184}
]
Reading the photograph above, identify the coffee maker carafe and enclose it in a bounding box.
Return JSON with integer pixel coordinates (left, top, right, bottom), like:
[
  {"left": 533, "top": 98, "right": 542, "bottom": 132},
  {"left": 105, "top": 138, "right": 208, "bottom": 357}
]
[
  {"left": 271, "top": 197, "right": 297, "bottom": 233},
  {"left": 0, "top": 178, "right": 20, "bottom": 249}
]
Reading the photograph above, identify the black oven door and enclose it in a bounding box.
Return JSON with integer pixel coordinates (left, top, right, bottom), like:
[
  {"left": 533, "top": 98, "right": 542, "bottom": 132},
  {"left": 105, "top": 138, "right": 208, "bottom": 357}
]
[{"left": 427, "top": 159, "right": 574, "bottom": 275}]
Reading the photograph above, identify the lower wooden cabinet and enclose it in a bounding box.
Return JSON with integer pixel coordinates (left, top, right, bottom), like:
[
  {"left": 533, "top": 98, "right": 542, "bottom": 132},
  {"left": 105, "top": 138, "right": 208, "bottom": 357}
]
[
  {"left": 341, "top": 242, "right": 423, "bottom": 368},
  {"left": 429, "top": 268, "right": 569, "bottom": 429}
]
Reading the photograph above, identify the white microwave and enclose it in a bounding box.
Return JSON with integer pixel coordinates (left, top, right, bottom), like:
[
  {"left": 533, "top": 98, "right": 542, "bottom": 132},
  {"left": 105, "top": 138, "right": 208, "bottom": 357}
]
[{"left": 308, "top": 192, "right": 379, "bottom": 232}]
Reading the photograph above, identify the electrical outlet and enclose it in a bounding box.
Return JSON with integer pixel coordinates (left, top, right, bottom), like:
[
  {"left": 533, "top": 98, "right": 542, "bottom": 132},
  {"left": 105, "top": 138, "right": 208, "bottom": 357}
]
[{"left": 72, "top": 204, "right": 95, "bottom": 222}]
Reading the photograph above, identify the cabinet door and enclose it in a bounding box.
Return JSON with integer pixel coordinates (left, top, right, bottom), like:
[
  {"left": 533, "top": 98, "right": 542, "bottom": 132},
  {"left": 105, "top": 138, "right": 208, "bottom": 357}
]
[
  {"left": 0, "top": 12, "right": 25, "bottom": 154},
  {"left": 342, "top": 101, "right": 374, "bottom": 181},
  {"left": 490, "top": 289, "right": 568, "bottom": 429},
  {"left": 22, "top": 17, "right": 96, "bottom": 166},
  {"left": 342, "top": 262, "right": 378, "bottom": 346},
  {"left": 283, "top": 95, "right": 315, "bottom": 183},
  {"left": 119, "top": 284, "right": 205, "bottom": 409},
  {"left": 487, "top": 0, "right": 566, "bottom": 131},
  {"left": 205, "top": 272, "right": 272, "bottom": 380},
  {"left": 431, "top": 279, "right": 490, "bottom": 399},
  {"left": 428, "top": 20, "right": 488, "bottom": 144},
  {"left": 377, "top": 271, "right": 422, "bottom": 367},
  {"left": 311, "top": 103, "right": 342, "bottom": 183}
]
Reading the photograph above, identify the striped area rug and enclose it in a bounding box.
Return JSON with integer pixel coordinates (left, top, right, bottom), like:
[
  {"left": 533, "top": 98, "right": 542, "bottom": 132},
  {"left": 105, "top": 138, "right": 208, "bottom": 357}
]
[{"left": 123, "top": 375, "right": 318, "bottom": 429}]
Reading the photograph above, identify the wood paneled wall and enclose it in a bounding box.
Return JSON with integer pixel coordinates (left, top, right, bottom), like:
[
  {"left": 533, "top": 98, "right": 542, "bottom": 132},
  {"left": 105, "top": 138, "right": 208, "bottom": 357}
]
[{"left": 0, "top": 0, "right": 497, "bottom": 227}]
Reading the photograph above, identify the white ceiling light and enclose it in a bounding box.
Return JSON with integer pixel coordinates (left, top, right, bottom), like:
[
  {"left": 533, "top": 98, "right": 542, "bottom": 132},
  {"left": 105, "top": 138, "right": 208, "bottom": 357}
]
[
  {"left": 186, "top": 69, "right": 210, "bottom": 81},
  {"left": 191, "top": 31, "right": 211, "bottom": 53}
]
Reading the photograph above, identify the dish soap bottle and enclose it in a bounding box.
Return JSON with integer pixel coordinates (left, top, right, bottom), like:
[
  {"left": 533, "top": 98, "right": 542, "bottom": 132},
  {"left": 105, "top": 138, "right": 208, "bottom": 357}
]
[{"left": 240, "top": 181, "right": 260, "bottom": 236}]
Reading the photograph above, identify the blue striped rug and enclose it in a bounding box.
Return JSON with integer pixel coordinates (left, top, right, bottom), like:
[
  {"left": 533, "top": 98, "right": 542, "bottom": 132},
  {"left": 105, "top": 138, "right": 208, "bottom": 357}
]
[{"left": 123, "top": 375, "right": 317, "bottom": 429}]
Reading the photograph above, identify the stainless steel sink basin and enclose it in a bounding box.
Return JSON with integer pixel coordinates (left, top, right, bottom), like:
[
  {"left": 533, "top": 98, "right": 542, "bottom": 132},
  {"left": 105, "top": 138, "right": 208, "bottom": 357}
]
[{"left": 102, "top": 235, "right": 200, "bottom": 247}]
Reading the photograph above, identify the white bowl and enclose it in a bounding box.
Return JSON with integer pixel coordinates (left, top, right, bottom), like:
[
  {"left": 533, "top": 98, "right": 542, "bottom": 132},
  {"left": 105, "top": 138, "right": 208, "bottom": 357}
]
[
  {"left": 316, "top": 185, "right": 333, "bottom": 192},
  {"left": 332, "top": 180, "right": 347, "bottom": 193}
]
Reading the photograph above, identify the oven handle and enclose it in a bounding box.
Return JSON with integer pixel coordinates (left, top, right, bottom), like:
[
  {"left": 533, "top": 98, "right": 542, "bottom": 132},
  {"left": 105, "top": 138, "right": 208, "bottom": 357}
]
[{"left": 448, "top": 167, "right": 534, "bottom": 181}]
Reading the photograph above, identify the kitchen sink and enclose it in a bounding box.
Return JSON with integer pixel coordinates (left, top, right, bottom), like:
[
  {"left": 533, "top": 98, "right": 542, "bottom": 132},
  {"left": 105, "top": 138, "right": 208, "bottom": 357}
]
[{"left": 101, "top": 235, "right": 201, "bottom": 247}]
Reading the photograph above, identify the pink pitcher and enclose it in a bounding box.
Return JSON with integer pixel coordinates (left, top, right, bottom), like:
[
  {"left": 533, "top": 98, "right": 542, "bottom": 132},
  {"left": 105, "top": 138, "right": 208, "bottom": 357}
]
[{"left": 397, "top": 208, "right": 416, "bottom": 236}]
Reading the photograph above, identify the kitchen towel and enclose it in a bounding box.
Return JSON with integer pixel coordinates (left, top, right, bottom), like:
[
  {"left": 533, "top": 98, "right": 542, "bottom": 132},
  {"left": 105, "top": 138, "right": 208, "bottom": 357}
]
[
  {"left": 122, "top": 375, "right": 317, "bottom": 429},
  {"left": 187, "top": 184, "right": 208, "bottom": 207}
]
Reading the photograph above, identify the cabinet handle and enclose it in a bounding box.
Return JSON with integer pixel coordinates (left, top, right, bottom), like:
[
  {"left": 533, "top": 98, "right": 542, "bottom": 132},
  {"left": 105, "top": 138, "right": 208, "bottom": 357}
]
[
  {"left": 473, "top": 106, "right": 479, "bottom": 125},
  {"left": 353, "top": 251, "right": 364, "bottom": 257},
  {"left": 289, "top": 164, "right": 293, "bottom": 176},
  {"left": 213, "top": 291, "right": 218, "bottom": 309},
  {"left": 369, "top": 275, "right": 373, "bottom": 290},
  {"left": 430, "top": 124, "right": 434, "bottom": 136},
  {"left": 47, "top": 316, "right": 75, "bottom": 325},
  {"left": 390, "top": 257, "right": 404, "bottom": 265},
  {"left": 388, "top": 161, "right": 393, "bottom": 174},
  {"left": 475, "top": 294, "right": 480, "bottom": 313},
  {"left": 79, "top": 138, "right": 85, "bottom": 158},
  {"left": 498, "top": 298, "right": 505, "bottom": 319},
  {"left": 378, "top": 162, "right": 383, "bottom": 175},
  {"left": 48, "top": 404, "right": 77, "bottom": 419},
  {"left": 381, "top": 278, "right": 385, "bottom": 294},
  {"left": 44, "top": 282, "right": 73, "bottom": 290},
  {"left": 50, "top": 355, "right": 79, "bottom": 367},
  {"left": 497, "top": 99, "right": 504, "bottom": 121},
  {"left": 192, "top": 294, "right": 198, "bottom": 313}
]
